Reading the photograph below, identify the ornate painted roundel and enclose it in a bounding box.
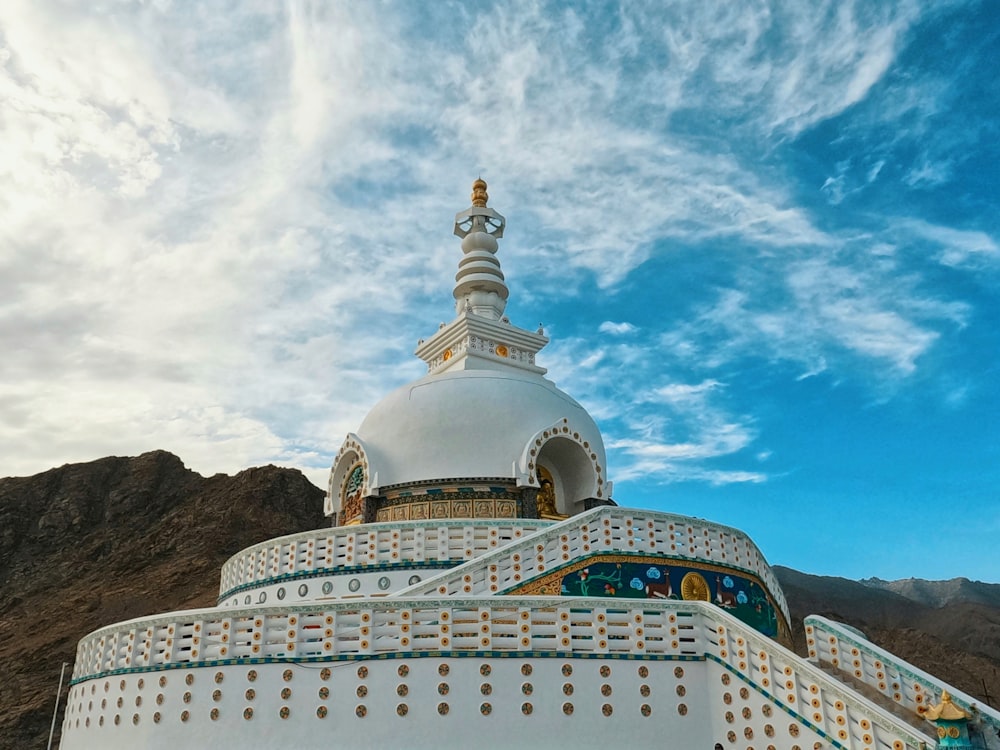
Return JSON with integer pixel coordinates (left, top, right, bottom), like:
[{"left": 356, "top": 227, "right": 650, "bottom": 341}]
[{"left": 681, "top": 572, "right": 711, "bottom": 601}]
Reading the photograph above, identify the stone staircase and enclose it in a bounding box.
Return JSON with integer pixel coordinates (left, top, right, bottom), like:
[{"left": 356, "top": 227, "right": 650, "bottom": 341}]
[{"left": 816, "top": 660, "right": 933, "bottom": 736}]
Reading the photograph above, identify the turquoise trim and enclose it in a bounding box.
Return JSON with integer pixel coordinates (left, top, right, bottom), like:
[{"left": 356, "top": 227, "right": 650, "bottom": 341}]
[{"left": 70, "top": 650, "right": 705, "bottom": 686}]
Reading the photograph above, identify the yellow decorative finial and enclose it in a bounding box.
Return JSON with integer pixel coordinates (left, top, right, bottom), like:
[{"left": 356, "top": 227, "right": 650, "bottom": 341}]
[
  {"left": 471, "top": 178, "right": 488, "bottom": 207},
  {"left": 924, "top": 690, "right": 969, "bottom": 721}
]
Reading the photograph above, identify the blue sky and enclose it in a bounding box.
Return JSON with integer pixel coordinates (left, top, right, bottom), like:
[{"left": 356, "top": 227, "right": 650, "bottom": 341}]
[{"left": 1, "top": 1, "right": 997, "bottom": 582}]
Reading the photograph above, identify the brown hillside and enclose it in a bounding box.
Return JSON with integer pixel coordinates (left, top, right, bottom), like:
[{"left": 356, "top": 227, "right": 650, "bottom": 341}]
[{"left": 0, "top": 451, "right": 325, "bottom": 748}]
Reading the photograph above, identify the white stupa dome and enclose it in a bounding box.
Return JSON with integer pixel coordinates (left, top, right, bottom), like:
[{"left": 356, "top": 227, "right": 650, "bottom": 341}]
[
  {"left": 326, "top": 180, "right": 611, "bottom": 521},
  {"left": 357, "top": 368, "right": 607, "bottom": 490}
]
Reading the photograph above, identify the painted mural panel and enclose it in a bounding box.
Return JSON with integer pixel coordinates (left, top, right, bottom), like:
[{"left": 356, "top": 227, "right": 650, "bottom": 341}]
[{"left": 559, "top": 561, "right": 779, "bottom": 638}]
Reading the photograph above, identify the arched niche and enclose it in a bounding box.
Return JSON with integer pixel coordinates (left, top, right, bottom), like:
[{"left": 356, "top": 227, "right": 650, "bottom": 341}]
[
  {"left": 325, "top": 434, "right": 372, "bottom": 523},
  {"left": 535, "top": 434, "right": 601, "bottom": 517}
]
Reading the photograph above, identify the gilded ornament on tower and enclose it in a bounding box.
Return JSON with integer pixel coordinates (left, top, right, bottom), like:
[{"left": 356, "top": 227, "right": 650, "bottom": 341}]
[{"left": 471, "top": 178, "right": 488, "bottom": 207}]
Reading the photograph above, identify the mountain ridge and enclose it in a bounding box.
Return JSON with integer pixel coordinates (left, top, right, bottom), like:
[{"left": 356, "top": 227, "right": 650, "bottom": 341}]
[{"left": 860, "top": 575, "right": 1000, "bottom": 609}]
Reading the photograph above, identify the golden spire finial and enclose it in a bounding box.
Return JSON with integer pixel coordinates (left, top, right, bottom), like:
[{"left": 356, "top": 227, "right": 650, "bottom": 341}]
[{"left": 471, "top": 178, "right": 488, "bottom": 207}]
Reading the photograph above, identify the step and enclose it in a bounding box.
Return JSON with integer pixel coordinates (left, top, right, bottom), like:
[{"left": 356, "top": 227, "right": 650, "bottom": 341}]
[{"left": 818, "top": 661, "right": 932, "bottom": 734}]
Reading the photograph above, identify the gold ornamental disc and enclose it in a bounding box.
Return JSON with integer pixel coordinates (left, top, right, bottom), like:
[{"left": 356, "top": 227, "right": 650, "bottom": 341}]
[{"left": 680, "top": 572, "right": 711, "bottom": 601}]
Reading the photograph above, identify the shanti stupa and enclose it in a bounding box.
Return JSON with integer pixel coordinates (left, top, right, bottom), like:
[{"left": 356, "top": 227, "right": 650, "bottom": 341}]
[{"left": 60, "top": 181, "right": 1000, "bottom": 749}]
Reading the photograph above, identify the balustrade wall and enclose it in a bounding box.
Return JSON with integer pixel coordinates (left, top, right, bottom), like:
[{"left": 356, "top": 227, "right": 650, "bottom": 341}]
[
  {"left": 69, "top": 599, "right": 932, "bottom": 750},
  {"left": 218, "top": 519, "right": 552, "bottom": 601},
  {"left": 703, "top": 610, "right": 932, "bottom": 749},
  {"left": 807, "top": 614, "right": 1000, "bottom": 745},
  {"left": 398, "top": 506, "right": 790, "bottom": 626},
  {"left": 74, "top": 597, "right": 696, "bottom": 680}
]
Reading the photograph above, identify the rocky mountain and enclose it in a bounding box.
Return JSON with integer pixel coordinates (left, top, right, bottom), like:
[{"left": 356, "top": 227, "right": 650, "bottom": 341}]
[
  {"left": 2, "top": 453, "right": 998, "bottom": 747},
  {"left": 861, "top": 576, "right": 1000, "bottom": 610},
  {"left": 0, "top": 451, "right": 325, "bottom": 749}
]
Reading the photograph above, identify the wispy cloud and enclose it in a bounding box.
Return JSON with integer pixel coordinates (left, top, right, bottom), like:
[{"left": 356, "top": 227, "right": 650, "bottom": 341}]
[
  {"left": 0, "top": 0, "right": 992, "bottom": 506},
  {"left": 653, "top": 243, "right": 971, "bottom": 384},
  {"left": 543, "top": 332, "right": 763, "bottom": 485},
  {"left": 598, "top": 321, "right": 637, "bottom": 335},
  {"left": 902, "top": 220, "right": 999, "bottom": 267}
]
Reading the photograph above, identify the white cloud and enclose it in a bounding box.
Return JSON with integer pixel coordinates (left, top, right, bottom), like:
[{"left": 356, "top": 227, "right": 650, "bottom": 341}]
[
  {"left": 866, "top": 160, "right": 885, "bottom": 183},
  {"left": 655, "top": 247, "right": 970, "bottom": 381},
  {"left": 655, "top": 380, "right": 723, "bottom": 404},
  {"left": 608, "top": 437, "right": 767, "bottom": 485},
  {"left": 821, "top": 175, "right": 847, "bottom": 205},
  {"left": 902, "top": 220, "right": 999, "bottom": 267},
  {"left": 904, "top": 158, "right": 953, "bottom": 188},
  {"left": 543, "top": 332, "right": 762, "bottom": 486},
  {"left": 598, "top": 321, "right": 637, "bottom": 335}
]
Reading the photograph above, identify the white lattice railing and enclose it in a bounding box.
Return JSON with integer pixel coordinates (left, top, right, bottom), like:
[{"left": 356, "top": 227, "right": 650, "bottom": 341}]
[
  {"left": 395, "top": 506, "right": 790, "bottom": 624},
  {"left": 71, "top": 596, "right": 704, "bottom": 682},
  {"left": 708, "top": 609, "right": 932, "bottom": 750},
  {"left": 70, "top": 598, "right": 931, "bottom": 748},
  {"left": 218, "top": 519, "right": 553, "bottom": 598},
  {"left": 807, "top": 615, "right": 1000, "bottom": 745}
]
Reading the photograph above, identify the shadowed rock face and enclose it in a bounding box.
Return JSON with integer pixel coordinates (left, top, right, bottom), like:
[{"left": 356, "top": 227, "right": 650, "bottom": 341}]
[
  {"left": 2, "top": 454, "right": 998, "bottom": 746},
  {"left": 0, "top": 451, "right": 325, "bottom": 748}
]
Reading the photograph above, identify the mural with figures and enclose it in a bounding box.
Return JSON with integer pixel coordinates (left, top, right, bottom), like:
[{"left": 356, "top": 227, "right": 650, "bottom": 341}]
[{"left": 559, "top": 560, "right": 780, "bottom": 638}]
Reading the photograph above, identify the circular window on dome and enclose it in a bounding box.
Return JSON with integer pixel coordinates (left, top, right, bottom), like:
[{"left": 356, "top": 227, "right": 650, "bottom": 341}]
[
  {"left": 348, "top": 578, "right": 361, "bottom": 592},
  {"left": 378, "top": 576, "right": 391, "bottom": 591},
  {"left": 408, "top": 574, "right": 422, "bottom": 586},
  {"left": 322, "top": 581, "right": 334, "bottom": 595}
]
